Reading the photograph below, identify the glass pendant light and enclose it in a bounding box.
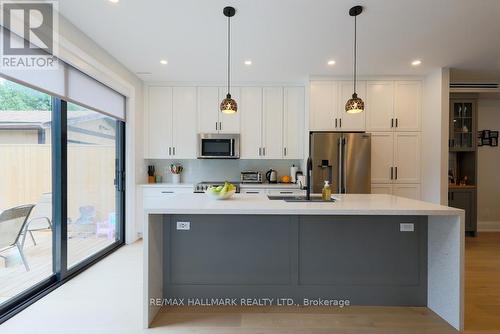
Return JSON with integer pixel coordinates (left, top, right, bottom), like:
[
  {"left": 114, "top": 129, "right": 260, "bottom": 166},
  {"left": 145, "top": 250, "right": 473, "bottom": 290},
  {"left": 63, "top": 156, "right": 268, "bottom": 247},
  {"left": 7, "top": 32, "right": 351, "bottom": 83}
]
[
  {"left": 221, "top": 6, "right": 237, "bottom": 114},
  {"left": 345, "top": 6, "right": 365, "bottom": 114}
]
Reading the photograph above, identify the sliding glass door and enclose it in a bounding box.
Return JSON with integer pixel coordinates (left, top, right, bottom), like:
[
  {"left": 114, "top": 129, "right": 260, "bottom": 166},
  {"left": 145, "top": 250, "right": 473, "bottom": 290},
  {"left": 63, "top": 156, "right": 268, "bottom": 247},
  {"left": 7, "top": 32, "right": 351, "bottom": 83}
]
[
  {"left": 0, "top": 77, "right": 125, "bottom": 322},
  {"left": 66, "top": 103, "right": 121, "bottom": 268},
  {"left": 0, "top": 78, "right": 54, "bottom": 308}
]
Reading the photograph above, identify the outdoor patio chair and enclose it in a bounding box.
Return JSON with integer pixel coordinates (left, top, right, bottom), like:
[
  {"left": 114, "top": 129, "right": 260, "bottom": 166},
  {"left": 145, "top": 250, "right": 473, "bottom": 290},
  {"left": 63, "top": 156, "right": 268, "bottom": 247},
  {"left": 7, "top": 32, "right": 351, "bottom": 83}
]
[
  {"left": 0, "top": 204, "right": 35, "bottom": 271},
  {"left": 22, "top": 193, "right": 52, "bottom": 247}
]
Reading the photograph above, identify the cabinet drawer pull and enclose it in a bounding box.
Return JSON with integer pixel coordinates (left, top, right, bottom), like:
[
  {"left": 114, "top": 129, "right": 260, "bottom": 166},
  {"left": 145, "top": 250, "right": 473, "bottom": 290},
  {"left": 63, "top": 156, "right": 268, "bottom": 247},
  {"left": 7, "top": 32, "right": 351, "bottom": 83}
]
[
  {"left": 161, "top": 191, "right": 174, "bottom": 194},
  {"left": 279, "top": 191, "right": 293, "bottom": 194},
  {"left": 246, "top": 191, "right": 260, "bottom": 194}
]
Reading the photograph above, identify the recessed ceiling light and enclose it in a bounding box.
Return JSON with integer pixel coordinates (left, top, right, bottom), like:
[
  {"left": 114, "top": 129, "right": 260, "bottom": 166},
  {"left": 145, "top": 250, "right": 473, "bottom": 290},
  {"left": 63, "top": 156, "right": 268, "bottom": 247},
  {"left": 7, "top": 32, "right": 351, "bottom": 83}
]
[
  {"left": 244, "top": 60, "right": 252, "bottom": 66},
  {"left": 109, "top": 0, "right": 119, "bottom": 3},
  {"left": 160, "top": 59, "right": 168, "bottom": 65},
  {"left": 327, "top": 60, "right": 336, "bottom": 66},
  {"left": 411, "top": 59, "right": 422, "bottom": 66}
]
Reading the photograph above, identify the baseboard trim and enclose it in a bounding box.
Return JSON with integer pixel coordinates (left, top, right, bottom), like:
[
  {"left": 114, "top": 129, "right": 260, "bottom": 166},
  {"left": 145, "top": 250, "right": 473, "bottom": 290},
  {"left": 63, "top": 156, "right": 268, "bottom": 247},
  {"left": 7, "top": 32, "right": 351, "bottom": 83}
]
[{"left": 478, "top": 221, "right": 500, "bottom": 232}]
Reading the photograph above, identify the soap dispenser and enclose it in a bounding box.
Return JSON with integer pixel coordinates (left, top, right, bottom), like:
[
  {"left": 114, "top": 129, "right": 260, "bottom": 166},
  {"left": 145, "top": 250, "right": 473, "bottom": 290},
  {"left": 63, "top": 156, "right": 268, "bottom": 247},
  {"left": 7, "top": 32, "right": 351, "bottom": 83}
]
[{"left": 322, "top": 180, "right": 332, "bottom": 201}]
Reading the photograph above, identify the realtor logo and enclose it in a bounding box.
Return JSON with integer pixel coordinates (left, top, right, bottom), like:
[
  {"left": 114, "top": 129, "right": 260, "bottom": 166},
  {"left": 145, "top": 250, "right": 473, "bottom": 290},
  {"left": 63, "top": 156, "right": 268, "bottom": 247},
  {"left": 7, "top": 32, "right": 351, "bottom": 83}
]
[{"left": 1, "top": 0, "right": 58, "bottom": 69}]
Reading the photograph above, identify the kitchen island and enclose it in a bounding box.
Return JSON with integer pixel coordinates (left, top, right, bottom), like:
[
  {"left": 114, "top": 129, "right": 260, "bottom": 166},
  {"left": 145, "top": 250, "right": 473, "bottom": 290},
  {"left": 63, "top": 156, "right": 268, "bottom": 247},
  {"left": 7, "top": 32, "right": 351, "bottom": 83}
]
[{"left": 143, "top": 194, "right": 464, "bottom": 331}]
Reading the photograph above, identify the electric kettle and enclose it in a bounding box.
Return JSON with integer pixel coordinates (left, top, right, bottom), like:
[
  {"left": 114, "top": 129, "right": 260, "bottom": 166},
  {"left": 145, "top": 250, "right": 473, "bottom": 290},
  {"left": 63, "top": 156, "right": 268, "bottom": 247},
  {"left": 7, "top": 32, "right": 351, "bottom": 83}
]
[{"left": 266, "top": 169, "right": 278, "bottom": 184}]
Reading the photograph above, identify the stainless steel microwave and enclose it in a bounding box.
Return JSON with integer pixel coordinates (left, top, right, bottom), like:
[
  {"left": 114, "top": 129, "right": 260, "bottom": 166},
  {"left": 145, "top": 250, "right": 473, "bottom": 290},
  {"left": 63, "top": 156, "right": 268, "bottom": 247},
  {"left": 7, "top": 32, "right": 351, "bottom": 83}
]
[{"left": 197, "top": 133, "right": 240, "bottom": 159}]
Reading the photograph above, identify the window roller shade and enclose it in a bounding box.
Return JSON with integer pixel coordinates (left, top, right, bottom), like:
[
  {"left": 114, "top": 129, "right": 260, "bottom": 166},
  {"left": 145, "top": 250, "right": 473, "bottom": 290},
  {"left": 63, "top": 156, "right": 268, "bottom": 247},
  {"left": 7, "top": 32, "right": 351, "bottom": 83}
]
[{"left": 66, "top": 67, "right": 125, "bottom": 120}]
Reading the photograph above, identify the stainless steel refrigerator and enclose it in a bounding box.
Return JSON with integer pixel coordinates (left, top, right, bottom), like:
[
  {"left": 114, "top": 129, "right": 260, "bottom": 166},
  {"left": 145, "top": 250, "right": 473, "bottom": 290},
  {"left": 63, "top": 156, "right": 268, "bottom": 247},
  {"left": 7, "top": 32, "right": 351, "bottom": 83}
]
[{"left": 310, "top": 132, "right": 371, "bottom": 194}]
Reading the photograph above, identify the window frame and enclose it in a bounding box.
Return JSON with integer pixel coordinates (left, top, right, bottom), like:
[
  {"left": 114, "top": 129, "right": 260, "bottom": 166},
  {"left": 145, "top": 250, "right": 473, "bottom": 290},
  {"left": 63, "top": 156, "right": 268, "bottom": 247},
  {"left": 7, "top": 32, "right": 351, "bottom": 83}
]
[{"left": 0, "top": 94, "right": 126, "bottom": 323}]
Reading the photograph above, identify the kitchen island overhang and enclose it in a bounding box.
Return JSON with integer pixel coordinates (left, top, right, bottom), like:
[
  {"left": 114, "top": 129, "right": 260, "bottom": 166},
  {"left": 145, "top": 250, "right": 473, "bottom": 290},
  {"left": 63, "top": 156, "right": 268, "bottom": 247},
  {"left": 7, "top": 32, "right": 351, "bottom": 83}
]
[{"left": 143, "top": 194, "right": 464, "bottom": 331}]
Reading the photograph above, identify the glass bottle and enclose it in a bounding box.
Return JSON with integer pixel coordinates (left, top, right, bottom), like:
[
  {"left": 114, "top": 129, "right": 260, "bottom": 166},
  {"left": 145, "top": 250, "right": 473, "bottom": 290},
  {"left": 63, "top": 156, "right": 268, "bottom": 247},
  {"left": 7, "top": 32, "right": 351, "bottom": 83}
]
[{"left": 322, "top": 180, "right": 332, "bottom": 201}]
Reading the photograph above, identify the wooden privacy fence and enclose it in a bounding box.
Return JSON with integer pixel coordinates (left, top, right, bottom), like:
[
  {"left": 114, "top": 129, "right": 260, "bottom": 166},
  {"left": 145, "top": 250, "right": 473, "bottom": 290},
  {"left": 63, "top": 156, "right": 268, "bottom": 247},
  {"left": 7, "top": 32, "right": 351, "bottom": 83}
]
[{"left": 0, "top": 144, "right": 116, "bottom": 223}]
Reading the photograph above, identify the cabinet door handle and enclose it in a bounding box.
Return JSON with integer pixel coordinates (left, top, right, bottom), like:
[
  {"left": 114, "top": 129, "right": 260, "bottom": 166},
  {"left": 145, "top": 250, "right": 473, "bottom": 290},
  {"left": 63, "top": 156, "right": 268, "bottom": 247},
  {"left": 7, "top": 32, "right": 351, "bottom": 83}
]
[
  {"left": 339, "top": 118, "right": 342, "bottom": 128},
  {"left": 390, "top": 167, "right": 394, "bottom": 180},
  {"left": 395, "top": 118, "right": 399, "bottom": 128},
  {"left": 284, "top": 147, "right": 287, "bottom": 156},
  {"left": 395, "top": 166, "right": 398, "bottom": 180},
  {"left": 263, "top": 147, "right": 266, "bottom": 156},
  {"left": 215, "top": 122, "right": 218, "bottom": 130},
  {"left": 172, "top": 147, "right": 175, "bottom": 156},
  {"left": 391, "top": 118, "right": 394, "bottom": 128},
  {"left": 335, "top": 118, "right": 338, "bottom": 128},
  {"left": 258, "top": 147, "right": 262, "bottom": 156},
  {"left": 169, "top": 147, "right": 172, "bottom": 155},
  {"left": 219, "top": 122, "right": 222, "bottom": 131}
]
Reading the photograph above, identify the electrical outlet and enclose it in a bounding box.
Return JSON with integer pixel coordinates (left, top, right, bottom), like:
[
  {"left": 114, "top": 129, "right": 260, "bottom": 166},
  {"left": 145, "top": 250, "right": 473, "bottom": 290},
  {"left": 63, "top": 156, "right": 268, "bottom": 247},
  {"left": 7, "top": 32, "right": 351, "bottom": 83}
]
[
  {"left": 176, "top": 221, "right": 190, "bottom": 230},
  {"left": 400, "top": 223, "right": 414, "bottom": 232}
]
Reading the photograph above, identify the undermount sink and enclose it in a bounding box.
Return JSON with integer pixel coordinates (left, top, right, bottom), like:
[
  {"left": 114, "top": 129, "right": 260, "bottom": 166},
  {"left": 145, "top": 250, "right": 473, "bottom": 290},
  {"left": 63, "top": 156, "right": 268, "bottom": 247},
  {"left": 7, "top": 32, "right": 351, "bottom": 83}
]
[{"left": 267, "top": 195, "right": 335, "bottom": 202}]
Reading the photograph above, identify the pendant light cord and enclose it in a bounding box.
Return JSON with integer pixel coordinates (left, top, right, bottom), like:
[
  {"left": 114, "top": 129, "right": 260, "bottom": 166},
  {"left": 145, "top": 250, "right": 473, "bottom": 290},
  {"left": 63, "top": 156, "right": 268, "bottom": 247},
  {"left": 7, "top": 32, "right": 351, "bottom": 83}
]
[
  {"left": 227, "top": 15, "right": 231, "bottom": 97},
  {"left": 353, "top": 15, "right": 357, "bottom": 95}
]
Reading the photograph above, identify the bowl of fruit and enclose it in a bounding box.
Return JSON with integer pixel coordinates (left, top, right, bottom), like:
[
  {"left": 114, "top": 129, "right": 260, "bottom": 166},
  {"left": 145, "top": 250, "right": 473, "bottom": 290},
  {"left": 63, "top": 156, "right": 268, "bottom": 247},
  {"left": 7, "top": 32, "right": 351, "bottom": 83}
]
[{"left": 206, "top": 182, "right": 237, "bottom": 200}]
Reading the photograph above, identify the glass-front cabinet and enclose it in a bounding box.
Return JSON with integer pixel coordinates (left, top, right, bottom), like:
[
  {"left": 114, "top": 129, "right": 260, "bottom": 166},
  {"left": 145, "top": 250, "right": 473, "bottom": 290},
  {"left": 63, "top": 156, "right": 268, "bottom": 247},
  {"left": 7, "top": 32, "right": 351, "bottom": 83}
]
[{"left": 449, "top": 99, "right": 476, "bottom": 151}]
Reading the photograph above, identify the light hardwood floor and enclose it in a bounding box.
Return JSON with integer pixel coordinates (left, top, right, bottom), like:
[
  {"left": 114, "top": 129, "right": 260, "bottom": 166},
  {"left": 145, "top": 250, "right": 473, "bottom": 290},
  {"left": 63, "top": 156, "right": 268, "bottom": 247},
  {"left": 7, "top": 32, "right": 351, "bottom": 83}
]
[
  {"left": 1, "top": 233, "right": 500, "bottom": 333},
  {"left": 465, "top": 232, "right": 500, "bottom": 333}
]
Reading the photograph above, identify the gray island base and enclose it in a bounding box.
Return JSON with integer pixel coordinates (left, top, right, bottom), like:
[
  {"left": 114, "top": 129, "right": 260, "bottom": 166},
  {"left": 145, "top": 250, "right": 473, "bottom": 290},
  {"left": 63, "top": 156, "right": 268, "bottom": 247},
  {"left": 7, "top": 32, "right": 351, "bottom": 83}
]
[{"left": 143, "top": 194, "right": 464, "bottom": 331}]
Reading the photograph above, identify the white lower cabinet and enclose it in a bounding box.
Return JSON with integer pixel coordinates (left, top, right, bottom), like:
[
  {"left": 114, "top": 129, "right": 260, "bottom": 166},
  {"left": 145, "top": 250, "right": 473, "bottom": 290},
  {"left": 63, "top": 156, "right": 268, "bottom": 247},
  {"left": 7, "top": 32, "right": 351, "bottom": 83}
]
[
  {"left": 371, "top": 184, "right": 421, "bottom": 200},
  {"left": 393, "top": 184, "right": 421, "bottom": 200},
  {"left": 142, "top": 186, "right": 193, "bottom": 209}
]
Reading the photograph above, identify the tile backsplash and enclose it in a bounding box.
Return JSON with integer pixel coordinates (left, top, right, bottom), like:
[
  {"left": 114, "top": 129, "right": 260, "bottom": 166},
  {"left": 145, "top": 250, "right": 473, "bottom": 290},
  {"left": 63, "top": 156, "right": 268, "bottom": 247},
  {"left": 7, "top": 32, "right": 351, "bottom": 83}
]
[{"left": 145, "top": 159, "right": 303, "bottom": 184}]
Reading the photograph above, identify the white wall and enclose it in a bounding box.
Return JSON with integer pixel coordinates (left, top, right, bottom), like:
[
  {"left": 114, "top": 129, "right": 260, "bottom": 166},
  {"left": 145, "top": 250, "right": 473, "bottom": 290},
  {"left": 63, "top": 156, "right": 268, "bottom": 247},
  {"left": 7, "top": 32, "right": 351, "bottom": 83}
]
[
  {"left": 477, "top": 99, "right": 500, "bottom": 230},
  {"left": 52, "top": 15, "right": 145, "bottom": 243},
  {"left": 422, "top": 68, "right": 450, "bottom": 205}
]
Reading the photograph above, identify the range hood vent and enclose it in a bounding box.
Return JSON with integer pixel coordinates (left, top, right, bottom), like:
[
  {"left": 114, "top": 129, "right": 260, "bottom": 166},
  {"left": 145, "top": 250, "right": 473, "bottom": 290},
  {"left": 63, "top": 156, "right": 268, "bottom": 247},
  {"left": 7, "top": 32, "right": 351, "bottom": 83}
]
[{"left": 450, "top": 82, "right": 500, "bottom": 92}]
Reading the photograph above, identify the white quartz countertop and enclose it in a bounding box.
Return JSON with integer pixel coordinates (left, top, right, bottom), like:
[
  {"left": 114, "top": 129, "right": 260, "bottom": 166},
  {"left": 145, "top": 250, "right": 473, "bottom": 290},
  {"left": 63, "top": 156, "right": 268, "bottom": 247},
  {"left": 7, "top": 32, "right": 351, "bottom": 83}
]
[
  {"left": 138, "top": 183, "right": 194, "bottom": 188},
  {"left": 240, "top": 183, "right": 301, "bottom": 189},
  {"left": 144, "top": 193, "right": 463, "bottom": 216}
]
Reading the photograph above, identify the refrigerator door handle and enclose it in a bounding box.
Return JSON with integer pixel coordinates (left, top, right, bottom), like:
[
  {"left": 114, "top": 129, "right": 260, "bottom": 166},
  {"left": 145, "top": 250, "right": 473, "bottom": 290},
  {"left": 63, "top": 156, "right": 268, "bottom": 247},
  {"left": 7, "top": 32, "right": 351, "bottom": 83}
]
[
  {"left": 343, "top": 137, "right": 347, "bottom": 193},
  {"left": 338, "top": 137, "right": 343, "bottom": 193}
]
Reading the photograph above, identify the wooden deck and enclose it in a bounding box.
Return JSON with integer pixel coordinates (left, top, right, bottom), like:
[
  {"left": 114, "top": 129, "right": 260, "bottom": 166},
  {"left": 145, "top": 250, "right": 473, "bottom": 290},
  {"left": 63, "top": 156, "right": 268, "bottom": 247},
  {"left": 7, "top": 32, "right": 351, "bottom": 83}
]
[{"left": 0, "top": 230, "right": 114, "bottom": 305}]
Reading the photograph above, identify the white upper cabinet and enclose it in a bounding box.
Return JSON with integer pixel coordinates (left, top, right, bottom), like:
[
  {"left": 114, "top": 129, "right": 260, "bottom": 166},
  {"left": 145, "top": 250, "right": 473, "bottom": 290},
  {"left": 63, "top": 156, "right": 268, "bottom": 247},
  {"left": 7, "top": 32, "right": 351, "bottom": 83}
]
[
  {"left": 240, "top": 87, "right": 263, "bottom": 159},
  {"left": 310, "top": 81, "right": 338, "bottom": 130},
  {"left": 218, "top": 87, "right": 241, "bottom": 133},
  {"left": 394, "top": 132, "right": 421, "bottom": 184},
  {"left": 172, "top": 87, "right": 197, "bottom": 159},
  {"left": 338, "top": 81, "right": 366, "bottom": 131},
  {"left": 394, "top": 81, "right": 421, "bottom": 131},
  {"left": 147, "top": 87, "right": 173, "bottom": 159},
  {"left": 371, "top": 131, "right": 421, "bottom": 185},
  {"left": 283, "top": 87, "right": 305, "bottom": 159},
  {"left": 366, "top": 81, "right": 395, "bottom": 132},
  {"left": 262, "top": 87, "right": 284, "bottom": 159},
  {"left": 371, "top": 132, "right": 394, "bottom": 184},
  {"left": 197, "top": 87, "right": 219, "bottom": 133}
]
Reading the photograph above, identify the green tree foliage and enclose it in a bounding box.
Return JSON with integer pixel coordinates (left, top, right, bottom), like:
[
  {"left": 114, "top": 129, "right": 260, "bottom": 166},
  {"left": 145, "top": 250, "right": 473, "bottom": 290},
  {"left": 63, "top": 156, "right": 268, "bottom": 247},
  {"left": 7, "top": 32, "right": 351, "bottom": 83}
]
[{"left": 0, "top": 80, "right": 52, "bottom": 110}]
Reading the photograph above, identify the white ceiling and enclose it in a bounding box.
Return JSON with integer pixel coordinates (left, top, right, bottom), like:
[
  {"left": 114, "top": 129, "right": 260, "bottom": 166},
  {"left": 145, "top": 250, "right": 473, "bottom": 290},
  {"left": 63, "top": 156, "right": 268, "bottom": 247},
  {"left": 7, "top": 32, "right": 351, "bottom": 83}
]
[{"left": 58, "top": 0, "right": 500, "bottom": 83}]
